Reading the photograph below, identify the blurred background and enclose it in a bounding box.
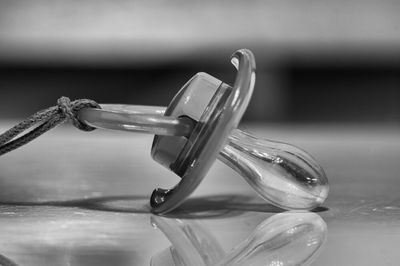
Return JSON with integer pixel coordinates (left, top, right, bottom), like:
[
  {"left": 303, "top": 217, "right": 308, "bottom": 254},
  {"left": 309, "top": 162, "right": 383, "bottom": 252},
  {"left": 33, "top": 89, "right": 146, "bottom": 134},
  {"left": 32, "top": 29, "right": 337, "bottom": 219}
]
[{"left": 0, "top": 0, "right": 400, "bottom": 124}]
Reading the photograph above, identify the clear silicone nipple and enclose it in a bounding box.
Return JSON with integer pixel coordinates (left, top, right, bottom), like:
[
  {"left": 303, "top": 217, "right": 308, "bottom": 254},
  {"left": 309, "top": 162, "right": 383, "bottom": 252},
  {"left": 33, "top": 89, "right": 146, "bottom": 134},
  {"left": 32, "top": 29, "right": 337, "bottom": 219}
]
[{"left": 219, "top": 129, "right": 329, "bottom": 210}]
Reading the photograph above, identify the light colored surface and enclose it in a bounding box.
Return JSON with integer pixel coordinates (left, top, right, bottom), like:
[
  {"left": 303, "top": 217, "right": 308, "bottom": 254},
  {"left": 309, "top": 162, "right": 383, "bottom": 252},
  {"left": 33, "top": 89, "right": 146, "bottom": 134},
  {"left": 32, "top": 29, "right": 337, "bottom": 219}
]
[
  {"left": 0, "top": 1, "right": 400, "bottom": 63},
  {"left": 0, "top": 123, "right": 400, "bottom": 265}
]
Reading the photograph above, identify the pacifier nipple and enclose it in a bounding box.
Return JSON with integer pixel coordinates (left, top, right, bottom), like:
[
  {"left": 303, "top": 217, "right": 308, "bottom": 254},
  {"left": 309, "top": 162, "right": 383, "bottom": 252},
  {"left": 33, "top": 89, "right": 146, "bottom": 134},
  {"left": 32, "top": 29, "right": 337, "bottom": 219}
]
[{"left": 220, "top": 129, "right": 329, "bottom": 210}]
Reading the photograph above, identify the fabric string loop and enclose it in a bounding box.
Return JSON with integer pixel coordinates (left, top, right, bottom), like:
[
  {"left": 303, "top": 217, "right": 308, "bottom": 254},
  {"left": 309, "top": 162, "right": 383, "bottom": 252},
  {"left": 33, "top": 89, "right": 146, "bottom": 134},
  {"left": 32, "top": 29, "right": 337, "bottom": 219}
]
[{"left": 0, "top": 96, "right": 100, "bottom": 156}]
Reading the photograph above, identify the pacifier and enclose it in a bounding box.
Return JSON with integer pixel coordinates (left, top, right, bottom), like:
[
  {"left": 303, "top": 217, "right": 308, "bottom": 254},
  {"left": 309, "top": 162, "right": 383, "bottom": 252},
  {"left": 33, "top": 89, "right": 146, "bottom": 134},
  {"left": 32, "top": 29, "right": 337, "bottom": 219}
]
[{"left": 78, "top": 49, "right": 329, "bottom": 214}]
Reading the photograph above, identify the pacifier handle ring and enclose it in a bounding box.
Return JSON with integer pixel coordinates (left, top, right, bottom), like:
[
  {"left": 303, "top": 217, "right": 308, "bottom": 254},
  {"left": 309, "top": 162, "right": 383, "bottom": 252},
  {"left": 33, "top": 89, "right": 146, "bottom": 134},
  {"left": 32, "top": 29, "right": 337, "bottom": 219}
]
[{"left": 78, "top": 105, "right": 194, "bottom": 137}]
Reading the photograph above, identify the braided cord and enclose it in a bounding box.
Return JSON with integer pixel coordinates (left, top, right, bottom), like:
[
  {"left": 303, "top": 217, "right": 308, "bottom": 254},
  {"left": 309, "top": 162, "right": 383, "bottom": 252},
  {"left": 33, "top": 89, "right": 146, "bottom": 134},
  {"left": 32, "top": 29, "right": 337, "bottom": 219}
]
[{"left": 0, "top": 96, "right": 100, "bottom": 156}]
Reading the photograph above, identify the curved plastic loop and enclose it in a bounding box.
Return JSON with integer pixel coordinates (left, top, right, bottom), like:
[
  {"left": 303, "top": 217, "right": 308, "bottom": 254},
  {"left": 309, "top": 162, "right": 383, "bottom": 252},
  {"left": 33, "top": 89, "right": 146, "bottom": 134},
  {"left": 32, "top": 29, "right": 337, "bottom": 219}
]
[{"left": 229, "top": 50, "right": 256, "bottom": 124}]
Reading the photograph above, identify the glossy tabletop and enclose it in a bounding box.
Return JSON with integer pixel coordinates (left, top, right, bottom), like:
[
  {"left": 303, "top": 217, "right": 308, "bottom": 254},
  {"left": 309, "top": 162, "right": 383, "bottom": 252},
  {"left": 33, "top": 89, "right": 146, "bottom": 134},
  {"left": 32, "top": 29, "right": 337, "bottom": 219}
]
[{"left": 0, "top": 122, "right": 399, "bottom": 266}]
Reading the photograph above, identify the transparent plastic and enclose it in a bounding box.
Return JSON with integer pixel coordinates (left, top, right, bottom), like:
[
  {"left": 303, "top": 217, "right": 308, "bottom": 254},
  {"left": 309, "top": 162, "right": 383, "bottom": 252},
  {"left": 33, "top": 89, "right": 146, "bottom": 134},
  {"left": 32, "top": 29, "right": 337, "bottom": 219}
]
[
  {"left": 219, "top": 129, "right": 329, "bottom": 210},
  {"left": 218, "top": 212, "right": 327, "bottom": 266},
  {"left": 151, "top": 212, "right": 327, "bottom": 266}
]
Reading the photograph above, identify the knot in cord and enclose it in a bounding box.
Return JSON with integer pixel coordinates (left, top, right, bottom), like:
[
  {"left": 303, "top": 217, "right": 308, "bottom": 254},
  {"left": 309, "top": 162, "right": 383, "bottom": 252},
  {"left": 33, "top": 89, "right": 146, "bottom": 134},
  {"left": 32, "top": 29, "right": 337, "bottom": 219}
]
[
  {"left": 57, "top": 96, "right": 100, "bottom": 131},
  {"left": 0, "top": 97, "right": 101, "bottom": 156}
]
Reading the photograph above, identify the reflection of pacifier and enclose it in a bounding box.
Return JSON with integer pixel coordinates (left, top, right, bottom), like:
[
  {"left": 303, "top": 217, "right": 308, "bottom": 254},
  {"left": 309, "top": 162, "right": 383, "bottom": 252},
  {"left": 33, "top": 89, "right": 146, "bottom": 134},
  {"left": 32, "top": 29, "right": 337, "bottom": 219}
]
[
  {"left": 150, "top": 212, "right": 327, "bottom": 266},
  {"left": 79, "top": 49, "right": 329, "bottom": 214}
]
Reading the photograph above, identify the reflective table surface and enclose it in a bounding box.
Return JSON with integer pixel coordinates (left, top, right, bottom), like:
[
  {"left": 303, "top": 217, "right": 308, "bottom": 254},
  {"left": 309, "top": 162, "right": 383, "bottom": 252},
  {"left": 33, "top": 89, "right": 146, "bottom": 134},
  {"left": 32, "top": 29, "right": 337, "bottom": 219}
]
[{"left": 0, "top": 122, "right": 399, "bottom": 266}]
